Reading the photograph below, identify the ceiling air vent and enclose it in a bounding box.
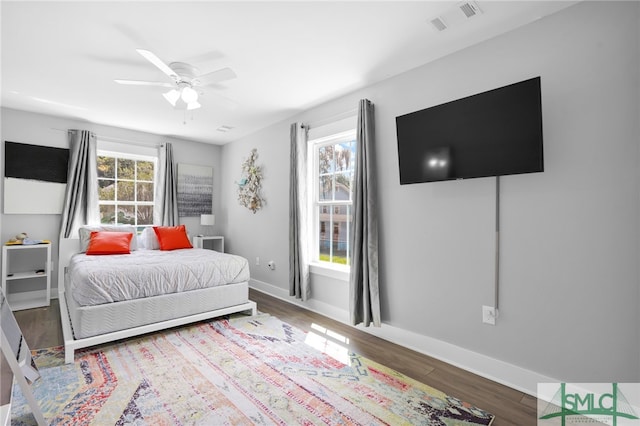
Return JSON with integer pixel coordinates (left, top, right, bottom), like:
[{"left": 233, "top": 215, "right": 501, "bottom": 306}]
[
  {"left": 430, "top": 17, "right": 448, "bottom": 32},
  {"left": 458, "top": 1, "right": 483, "bottom": 18}
]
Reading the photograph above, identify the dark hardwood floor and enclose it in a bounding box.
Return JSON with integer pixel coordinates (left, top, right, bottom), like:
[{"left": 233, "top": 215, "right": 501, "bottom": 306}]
[{"left": 1, "top": 289, "right": 537, "bottom": 424}]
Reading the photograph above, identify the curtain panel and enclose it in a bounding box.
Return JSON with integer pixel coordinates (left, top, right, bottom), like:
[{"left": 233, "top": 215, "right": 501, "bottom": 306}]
[
  {"left": 154, "top": 142, "right": 178, "bottom": 226},
  {"left": 60, "top": 129, "right": 98, "bottom": 238},
  {"left": 350, "top": 99, "right": 381, "bottom": 327},
  {"left": 289, "top": 122, "right": 310, "bottom": 301}
]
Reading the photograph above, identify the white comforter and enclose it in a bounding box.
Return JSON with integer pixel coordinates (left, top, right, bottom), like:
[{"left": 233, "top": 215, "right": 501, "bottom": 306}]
[{"left": 68, "top": 248, "right": 250, "bottom": 306}]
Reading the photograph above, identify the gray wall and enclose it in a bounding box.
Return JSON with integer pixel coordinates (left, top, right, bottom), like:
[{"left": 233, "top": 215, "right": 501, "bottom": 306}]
[
  {"left": 0, "top": 107, "right": 224, "bottom": 292},
  {"left": 221, "top": 0, "right": 640, "bottom": 388}
]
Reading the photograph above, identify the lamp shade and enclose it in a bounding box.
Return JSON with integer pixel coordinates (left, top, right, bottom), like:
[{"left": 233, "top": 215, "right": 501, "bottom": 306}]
[
  {"left": 187, "top": 100, "right": 201, "bottom": 111},
  {"left": 200, "top": 214, "right": 215, "bottom": 226},
  {"left": 163, "top": 89, "right": 180, "bottom": 106},
  {"left": 181, "top": 86, "right": 198, "bottom": 103},
  {"left": 163, "top": 87, "right": 201, "bottom": 110}
]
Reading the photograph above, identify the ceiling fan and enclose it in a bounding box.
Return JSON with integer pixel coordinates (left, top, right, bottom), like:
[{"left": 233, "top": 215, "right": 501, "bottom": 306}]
[{"left": 115, "top": 49, "right": 236, "bottom": 111}]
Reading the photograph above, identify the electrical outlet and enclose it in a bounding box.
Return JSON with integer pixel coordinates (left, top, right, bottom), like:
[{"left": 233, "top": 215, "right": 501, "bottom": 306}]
[
  {"left": 255, "top": 257, "right": 260, "bottom": 266},
  {"left": 482, "top": 305, "right": 496, "bottom": 325}
]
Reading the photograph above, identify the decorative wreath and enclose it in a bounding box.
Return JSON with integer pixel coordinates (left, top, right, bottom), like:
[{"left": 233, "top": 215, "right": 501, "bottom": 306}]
[{"left": 237, "top": 148, "right": 264, "bottom": 213}]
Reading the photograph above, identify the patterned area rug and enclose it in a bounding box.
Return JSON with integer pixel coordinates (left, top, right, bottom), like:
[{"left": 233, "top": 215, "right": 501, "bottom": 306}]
[{"left": 12, "top": 313, "right": 495, "bottom": 425}]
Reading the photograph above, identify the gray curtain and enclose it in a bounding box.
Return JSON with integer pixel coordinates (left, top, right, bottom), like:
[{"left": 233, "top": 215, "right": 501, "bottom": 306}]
[
  {"left": 350, "top": 99, "right": 381, "bottom": 327},
  {"left": 60, "top": 129, "right": 98, "bottom": 238},
  {"left": 154, "top": 142, "right": 178, "bottom": 226},
  {"left": 289, "top": 122, "right": 310, "bottom": 301}
]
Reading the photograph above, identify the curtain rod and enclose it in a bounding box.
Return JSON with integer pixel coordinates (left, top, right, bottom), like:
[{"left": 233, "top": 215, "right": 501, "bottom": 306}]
[
  {"left": 306, "top": 107, "right": 358, "bottom": 130},
  {"left": 99, "top": 135, "right": 163, "bottom": 148},
  {"left": 51, "top": 128, "right": 163, "bottom": 148}
]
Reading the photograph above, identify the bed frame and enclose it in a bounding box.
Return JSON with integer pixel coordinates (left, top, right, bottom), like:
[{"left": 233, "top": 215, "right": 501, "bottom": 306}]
[{"left": 57, "top": 237, "right": 257, "bottom": 364}]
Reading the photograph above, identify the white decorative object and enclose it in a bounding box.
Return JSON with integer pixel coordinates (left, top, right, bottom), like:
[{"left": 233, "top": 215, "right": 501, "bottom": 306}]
[
  {"left": 237, "top": 148, "right": 264, "bottom": 213},
  {"left": 200, "top": 214, "right": 215, "bottom": 235},
  {"left": 200, "top": 214, "right": 215, "bottom": 226}
]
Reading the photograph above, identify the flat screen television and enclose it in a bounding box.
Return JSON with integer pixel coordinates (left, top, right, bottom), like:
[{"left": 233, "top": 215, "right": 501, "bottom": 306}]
[{"left": 395, "top": 77, "right": 543, "bottom": 184}]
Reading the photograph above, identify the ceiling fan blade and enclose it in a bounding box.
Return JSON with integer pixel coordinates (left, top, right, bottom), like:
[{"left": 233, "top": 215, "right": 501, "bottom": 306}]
[
  {"left": 136, "top": 49, "right": 177, "bottom": 80},
  {"left": 202, "top": 91, "right": 240, "bottom": 111},
  {"left": 195, "top": 67, "right": 237, "bottom": 86},
  {"left": 114, "top": 79, "right": 174, "bottom": 88}
]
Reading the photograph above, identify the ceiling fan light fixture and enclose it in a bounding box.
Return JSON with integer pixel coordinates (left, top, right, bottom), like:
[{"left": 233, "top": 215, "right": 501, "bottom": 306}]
[
  {"left": 116, "top": 48, "right": 238, "bottom": 118},
  {"left": 181, "top": 86, "right": 198, "bottom": 103},
  {"left": 187, "top": 101, "right": 201, "bottom": 111},
  {"left": 163, "top": 89, "right": 180, "bottom": 106}
]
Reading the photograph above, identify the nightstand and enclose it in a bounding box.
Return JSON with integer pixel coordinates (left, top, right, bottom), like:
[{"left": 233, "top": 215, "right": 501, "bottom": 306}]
[
  {"left": 193, "top": 236, "right": 224, "bottom": 253},
  {"left": 2, "top": 243, "right": 51, "bottom": 311}
]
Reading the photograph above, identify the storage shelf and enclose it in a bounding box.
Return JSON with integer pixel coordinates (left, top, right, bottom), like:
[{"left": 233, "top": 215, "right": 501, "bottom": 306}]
[
  {"left": 5, "top": 289, "right": 49, "bottom": 311},
  {"left": 193, "top": 235, "right": 224, "bottom": 253},
  {"left": 2, "top": 243, "right": 51, "bottom": 311},
  {"left": 5, "top": 271, "right": 48, "bottom": 281}
]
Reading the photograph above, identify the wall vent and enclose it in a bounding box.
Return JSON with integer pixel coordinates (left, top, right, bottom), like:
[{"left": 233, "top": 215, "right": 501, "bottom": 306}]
[
  {"left": 459, "top": 1, "right": 483, "bottom": 18},
  {"left": 427, "top": 1, "right": 483, "bottom": 32},
  {"left": 430, "top": 17, "right": 448, "bottom": 32}
]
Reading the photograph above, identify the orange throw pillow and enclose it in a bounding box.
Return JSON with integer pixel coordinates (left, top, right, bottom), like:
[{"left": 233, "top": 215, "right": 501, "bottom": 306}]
[
  {"left": 86, "top": 231, "right": 133, "bottom": 255},
  {"left": 153, "top": 225, "right": 193, "bottom": 251}
]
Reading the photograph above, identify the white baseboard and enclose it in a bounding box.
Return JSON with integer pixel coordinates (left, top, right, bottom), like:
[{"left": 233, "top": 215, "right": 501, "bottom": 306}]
[{"left": 249, "top": 278, "right": 559, "bottom": 396}]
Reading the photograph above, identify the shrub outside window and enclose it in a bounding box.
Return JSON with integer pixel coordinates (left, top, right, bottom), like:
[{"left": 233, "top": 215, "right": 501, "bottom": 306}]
[{"left": 97, "top": 151, "right": 156, "bottom": 229}]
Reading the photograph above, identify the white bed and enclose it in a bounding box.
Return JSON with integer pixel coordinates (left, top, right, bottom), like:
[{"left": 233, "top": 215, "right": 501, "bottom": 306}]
[{"left": 58, "top": 236, "right": 257, "bottom": 364}]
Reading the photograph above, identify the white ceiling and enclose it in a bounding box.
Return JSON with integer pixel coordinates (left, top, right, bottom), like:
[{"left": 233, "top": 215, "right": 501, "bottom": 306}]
[{"left": 1, "top": 1, "right": 577, "bottom": 145}]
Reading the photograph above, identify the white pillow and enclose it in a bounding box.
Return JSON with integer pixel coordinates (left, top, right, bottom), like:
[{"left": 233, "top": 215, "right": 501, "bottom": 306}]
[
  {"left": 78, "top": 225, "right": 138, "bottom": 252},
  {"left": 139, "top": 226, "right": 160, "bottom": 250}
]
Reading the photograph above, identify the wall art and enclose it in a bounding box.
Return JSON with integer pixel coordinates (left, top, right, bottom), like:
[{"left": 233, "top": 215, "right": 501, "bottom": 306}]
[
  {"left": 177, "top": 164, "right": 213, "bottom": 217},
  {"left": 3, "top": 141, "right": 69, "bottom": 214},
  {"left": 237, "top": 148, "right": 264, "bottom": 213}
]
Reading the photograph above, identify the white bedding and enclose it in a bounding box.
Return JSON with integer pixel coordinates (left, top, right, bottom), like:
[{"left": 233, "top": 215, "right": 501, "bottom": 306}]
[{"left": 68, "top": 248, "right": 250, "bottom": 306}]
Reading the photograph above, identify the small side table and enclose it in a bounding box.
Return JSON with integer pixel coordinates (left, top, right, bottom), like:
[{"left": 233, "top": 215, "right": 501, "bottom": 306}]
[
  {"left": 2, "top": 243, "right": 51, "bottom": 311},
  {"left": 193, "top": 236, "right": 224, "bottom": 253}
]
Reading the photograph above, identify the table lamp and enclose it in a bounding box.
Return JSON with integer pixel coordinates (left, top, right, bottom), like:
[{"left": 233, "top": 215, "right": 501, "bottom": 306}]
[{"left": 200, "top": 214, "right": 215, "bottom": 236}]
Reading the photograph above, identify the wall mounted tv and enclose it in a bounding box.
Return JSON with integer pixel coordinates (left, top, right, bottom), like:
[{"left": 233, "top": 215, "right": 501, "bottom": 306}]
[{"left": 395, "top": 76, "right": 543, "bottom": 184}]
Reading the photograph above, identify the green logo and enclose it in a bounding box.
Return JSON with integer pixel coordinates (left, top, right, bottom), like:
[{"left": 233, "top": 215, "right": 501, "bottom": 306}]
[{"left": 539, "top": 383, "right": 639, "bottom": 425}]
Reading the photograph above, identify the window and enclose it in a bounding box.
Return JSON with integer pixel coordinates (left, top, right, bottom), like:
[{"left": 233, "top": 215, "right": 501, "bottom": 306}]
[
  {"left": 97, "top": 150, "right": 156, "bottom": 228},
  {"left": 311, "top": 130, "right": 356, "bottom": 267}
]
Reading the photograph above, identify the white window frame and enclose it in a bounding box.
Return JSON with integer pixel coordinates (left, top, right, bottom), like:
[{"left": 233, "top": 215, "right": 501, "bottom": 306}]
[
  {"left": 308, "top": 129, "right": 356, "bottom": 280},
  {"left": 97, "top": 147, "right": 158, "bottom": 229}
]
